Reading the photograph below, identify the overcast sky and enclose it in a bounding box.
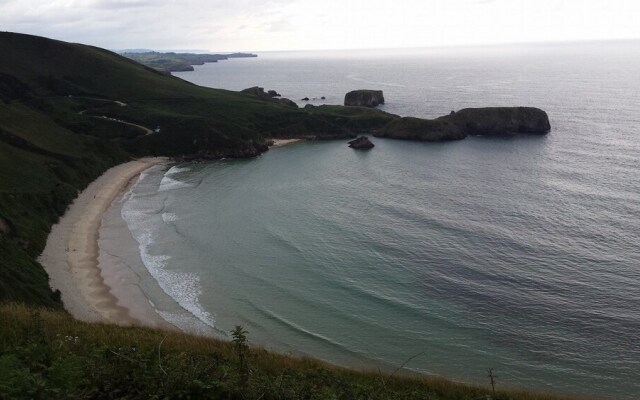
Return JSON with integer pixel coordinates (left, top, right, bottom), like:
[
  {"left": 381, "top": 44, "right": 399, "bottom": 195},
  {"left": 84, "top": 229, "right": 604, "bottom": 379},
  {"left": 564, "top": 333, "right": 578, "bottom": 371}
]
[{"left": 1, "top": 0, "right": 639, "bottom": 51}]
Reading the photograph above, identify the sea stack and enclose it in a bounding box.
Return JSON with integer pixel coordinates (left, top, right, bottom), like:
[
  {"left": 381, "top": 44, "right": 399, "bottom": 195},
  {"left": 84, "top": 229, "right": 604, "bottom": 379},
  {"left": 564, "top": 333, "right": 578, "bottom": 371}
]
[
  {"left": 344, "top": 90, "right": 385, "bottom": 107},
  {"left": 446, "top": 107, "right": 551, "bottom": 135},
  {"left": 348, "top": 136, "right": 375, "bottom": 149}
]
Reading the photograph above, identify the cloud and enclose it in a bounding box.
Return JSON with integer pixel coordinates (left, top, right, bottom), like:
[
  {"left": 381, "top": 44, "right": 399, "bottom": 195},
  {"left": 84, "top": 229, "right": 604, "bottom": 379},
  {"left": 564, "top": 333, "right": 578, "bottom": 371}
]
[
  {"left": 93, "top": 0, "right": 155, "bottom": 9},
  {"left": 0, "top": 0, "right": 639, "bottom": 51}
]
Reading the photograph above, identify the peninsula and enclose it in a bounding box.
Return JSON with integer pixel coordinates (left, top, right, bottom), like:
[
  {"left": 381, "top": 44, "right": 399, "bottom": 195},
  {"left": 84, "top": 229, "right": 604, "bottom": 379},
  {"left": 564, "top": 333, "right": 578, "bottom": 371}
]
[{"left": 121, "top": 51, "right": 257, "bottom": 73}]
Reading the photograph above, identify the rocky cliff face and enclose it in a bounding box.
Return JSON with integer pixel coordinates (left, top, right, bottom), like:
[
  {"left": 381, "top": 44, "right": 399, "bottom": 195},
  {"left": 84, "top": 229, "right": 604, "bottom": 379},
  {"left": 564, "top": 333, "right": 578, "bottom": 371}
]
[
  {"left": 344, "top": 90, "right": 385, "bottom": 107},
  {"left": 375, "top": 107, "right": 550, "bottom": 141},
  {"left": 348, "top": 136, "right": 375, "bottom": 149},
  {"left": 375, "top": 117, "right": 466, "bottom": 142},
  {"left": 446, "top": 107, "right": 551, "bottom": 136},
  {"left": 241, "top": 86, "right": 298, "bottom": 108}
]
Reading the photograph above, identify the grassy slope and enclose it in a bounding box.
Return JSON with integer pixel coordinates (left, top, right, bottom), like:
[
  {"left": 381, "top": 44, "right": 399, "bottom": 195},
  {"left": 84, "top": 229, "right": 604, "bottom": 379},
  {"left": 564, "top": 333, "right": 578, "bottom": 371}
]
[{"left": 0, "top": 304, "right": 591, "bottom": 400}]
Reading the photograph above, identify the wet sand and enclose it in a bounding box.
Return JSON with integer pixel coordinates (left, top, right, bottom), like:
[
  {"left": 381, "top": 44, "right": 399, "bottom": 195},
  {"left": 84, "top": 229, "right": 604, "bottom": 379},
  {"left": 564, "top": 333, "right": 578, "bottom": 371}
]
[{"left": 39, "top": 158, "right": 170, "bottom": 327}]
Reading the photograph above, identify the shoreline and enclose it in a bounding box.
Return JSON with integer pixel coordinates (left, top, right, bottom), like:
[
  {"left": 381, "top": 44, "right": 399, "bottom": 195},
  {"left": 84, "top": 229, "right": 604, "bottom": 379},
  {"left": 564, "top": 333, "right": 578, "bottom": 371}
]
[
  {"left": 39, "top": 157, "right": 169, "bottom": 326},
  {"left": 269, "top": 138, "right": 303, "bottom": 148}
]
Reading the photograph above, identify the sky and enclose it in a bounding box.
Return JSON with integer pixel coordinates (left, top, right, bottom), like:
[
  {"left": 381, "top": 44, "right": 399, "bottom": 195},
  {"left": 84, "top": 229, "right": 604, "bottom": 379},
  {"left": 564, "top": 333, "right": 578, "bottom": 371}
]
[{"left": 1, "top": 0, "right": 640, "bottom": 51}]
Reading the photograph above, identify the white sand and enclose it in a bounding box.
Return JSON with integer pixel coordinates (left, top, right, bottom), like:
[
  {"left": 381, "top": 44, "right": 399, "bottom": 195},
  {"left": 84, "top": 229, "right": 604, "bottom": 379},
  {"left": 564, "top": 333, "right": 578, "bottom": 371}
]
[
  {"left": 269, "top": 138, "right": 303, "bottom": 148},
  {"left": 38, "top": 158, "right": 170, "bottom": 326}
]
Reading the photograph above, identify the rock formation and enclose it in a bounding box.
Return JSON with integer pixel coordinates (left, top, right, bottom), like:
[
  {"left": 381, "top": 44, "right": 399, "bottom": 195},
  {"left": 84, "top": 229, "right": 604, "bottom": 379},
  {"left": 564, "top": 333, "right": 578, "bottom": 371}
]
[
  {"left": 348, "top": 136, "right": 375, "bottom": 149},
  {"left": 275, "top": 98, "right": 298, "bottom": 108},
  {"left": 375, "top": 107, "right": 550, "bottom": 141},
  {"left": 241, "top": 86, "right": 298, "bottom": 108},
  {"left": 376, "top": 117, "right": 466, "bottom": 142},
  {"left": 447, "top": 107, "right": 551, "bottom": 136},
  {"left": 344, "top": 90, "right": 385, "bottom": 107}
]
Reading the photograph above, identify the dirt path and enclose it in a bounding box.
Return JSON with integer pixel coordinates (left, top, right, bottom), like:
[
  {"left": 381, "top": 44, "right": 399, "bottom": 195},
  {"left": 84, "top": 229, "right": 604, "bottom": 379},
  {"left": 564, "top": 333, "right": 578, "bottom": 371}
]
[
  {"left": 74, "top": 97, "right": 154, "bottom": 136},
  {"left": 91, "top": 115, "right": 154, "bottom": 135}
]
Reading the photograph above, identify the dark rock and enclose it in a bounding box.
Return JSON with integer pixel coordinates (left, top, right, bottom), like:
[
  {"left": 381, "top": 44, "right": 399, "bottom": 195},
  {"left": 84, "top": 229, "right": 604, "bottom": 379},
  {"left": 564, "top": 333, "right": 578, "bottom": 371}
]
[
  {"left": 344, "top": 90, "right": 385, "bottom": 107},
  {"left": 321, "top": 96, "right": 326, "bottom": 100},
  {"left": 444, "top": 107, "right": 551, "bottom": 136},
  {"left": 348, "top": 136, "right": 375, "bottom": 149},
  {"left": 241, "top": 86, "right": 271, "bottom": 98},
  {"left": 181, "top": 141, "right": 269, "bottom": 161},
  {"left": 376, "top": 107, "right": 551, "bottom": 142},
  {"left": 301, "top": 97, "right": 309, "bottom": 101},
  {"left": 375, "top": 117, "right": 466, "bottom": 142},
  {"left": 313, "top": 133, "right": 357, "bottom": 140},
  {"left": 241, "top": 86, "right": 298, "bottom": 108},
  {"left": 275, "top": 98, "right": 299, "bottom": 108}
]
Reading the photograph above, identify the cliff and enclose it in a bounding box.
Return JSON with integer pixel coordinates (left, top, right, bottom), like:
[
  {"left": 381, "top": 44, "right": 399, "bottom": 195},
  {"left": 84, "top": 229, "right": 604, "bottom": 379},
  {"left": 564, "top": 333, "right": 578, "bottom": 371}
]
[
  {"left": 344, "top": 90, "right": 385, "bottom": 107},
  {"left": 375, "top": 107, "right": 550, "bottom": 141},
  {"left": 447, "top": 107, "right": 551, "bottom": 136}
]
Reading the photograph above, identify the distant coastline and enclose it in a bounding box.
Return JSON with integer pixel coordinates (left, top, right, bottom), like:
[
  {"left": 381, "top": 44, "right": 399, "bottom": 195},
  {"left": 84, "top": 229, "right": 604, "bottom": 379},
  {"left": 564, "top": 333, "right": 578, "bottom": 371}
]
[{"left": 121, "top": 51, "right": 257, "bottom": 73}]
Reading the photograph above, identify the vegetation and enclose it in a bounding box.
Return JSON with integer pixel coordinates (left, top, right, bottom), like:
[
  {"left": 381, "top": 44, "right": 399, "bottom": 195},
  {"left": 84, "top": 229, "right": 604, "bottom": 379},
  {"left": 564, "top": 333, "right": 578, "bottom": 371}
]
[
  {"left": 0, "top": 304, "right": 591, "bottom": 400},
  {"left": 121, "top": 51, "right": 257, "bottom": 73}
]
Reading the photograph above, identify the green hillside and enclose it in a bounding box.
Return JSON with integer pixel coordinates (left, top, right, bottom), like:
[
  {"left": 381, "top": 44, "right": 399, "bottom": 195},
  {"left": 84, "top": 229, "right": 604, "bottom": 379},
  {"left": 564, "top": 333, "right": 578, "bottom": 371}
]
[{"left": 0, "top": 304, "right": 588, "bottom": 400}]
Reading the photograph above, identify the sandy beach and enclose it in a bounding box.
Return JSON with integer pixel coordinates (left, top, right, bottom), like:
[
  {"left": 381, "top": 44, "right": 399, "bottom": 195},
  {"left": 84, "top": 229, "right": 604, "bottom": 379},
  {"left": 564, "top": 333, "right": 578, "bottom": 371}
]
[
  {"left": 269, "top": 138, "right": 303, "bottom": 148},
  {"left": 39, "top": 158, "right": 170, "bottom": 327}
]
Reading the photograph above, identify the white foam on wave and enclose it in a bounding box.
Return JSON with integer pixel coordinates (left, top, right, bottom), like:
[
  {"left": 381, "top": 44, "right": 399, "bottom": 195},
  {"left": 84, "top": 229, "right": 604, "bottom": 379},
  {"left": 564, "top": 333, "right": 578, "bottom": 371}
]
[
  {"left": 159, "top": 176, "right": 192, "bottom": 192},
  {"left": 167, "top": 166, "right": 191, "bottom": 174},
  {"left": 121, "top": 178, "right": 216, "bottom": 330},
  {"left": 158, "top": 165, "right": 194, "bottom": 192},
  {"left": 162, "top": 212, "right": 178, "bottom": 223}
]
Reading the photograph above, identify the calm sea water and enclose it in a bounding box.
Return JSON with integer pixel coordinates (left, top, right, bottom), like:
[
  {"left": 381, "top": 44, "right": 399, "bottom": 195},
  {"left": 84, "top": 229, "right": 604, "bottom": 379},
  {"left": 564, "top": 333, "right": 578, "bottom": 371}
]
[{"left": 120, "top": 42, "right": 640, "bottom": 398}]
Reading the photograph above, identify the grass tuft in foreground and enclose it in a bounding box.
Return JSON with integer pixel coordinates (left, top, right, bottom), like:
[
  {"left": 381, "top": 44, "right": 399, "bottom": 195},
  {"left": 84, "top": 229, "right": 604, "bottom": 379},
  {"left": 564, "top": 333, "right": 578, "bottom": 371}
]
[{"left": 0, "top": 304, "right": 592, "bottom": 400}]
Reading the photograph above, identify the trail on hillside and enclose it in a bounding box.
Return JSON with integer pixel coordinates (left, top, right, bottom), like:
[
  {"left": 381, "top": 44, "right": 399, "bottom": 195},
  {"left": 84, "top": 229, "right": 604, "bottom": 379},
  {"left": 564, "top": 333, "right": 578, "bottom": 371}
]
[{"left": 75, "top": 97, "right": 155, "bottom": 136}]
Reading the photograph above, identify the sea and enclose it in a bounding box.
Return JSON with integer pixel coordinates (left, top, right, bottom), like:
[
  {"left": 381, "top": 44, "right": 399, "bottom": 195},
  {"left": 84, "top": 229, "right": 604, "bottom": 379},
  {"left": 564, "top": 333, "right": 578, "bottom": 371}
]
[{"left": 105, "top": 41, "right": 640, "bottom": 398}]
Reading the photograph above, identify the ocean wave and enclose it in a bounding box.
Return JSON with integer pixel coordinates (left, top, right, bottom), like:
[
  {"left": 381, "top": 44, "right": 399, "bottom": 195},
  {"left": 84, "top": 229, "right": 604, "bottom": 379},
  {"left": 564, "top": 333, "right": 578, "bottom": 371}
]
[
  {"left": 167, "top": 166, "right": 191, "bottom": 174},
  {"left": 162, "top": 212, "right": 178, "bottom": 223},
  {"left": 256, "top": 306, "right": 355, "bottom": 355},
  {"left": 121, "top": 178, "right": 216, "bottom": 331},
  {"left": 158, "top": 165, "right": 194, "bottom": 192},
  {"left": 159, "top": 176, "right": 193, "bottom": 192}
]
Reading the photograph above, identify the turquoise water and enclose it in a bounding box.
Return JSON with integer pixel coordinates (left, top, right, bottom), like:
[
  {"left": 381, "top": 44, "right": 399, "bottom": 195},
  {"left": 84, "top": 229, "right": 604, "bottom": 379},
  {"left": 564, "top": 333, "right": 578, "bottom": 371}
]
[{"left": 121, "top": 42, "right": 640, "bottom": 398}]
